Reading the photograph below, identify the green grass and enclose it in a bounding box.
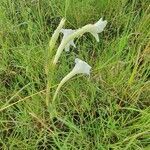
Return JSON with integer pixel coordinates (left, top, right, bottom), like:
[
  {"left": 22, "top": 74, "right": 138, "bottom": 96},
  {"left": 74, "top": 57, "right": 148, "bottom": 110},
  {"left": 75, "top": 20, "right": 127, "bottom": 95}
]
[{"left": 0, "top": 0, "right": 150, "bottom": 149}]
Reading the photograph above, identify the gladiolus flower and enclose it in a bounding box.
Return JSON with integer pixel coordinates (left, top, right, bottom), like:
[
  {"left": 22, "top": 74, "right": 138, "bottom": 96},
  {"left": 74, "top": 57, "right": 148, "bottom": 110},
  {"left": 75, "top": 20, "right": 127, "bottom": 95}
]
[
  {"left": 89, "top": 18, "right": 107, "bottom": 42},
  {"left": 53, "top": 18, "right": 107, "bottom": 64},
  {"left": 61, "top": 29, "right": 76, "bottom": 52},
  {"left": 53, "top": 58, "right": 91, "bottom": 101}
]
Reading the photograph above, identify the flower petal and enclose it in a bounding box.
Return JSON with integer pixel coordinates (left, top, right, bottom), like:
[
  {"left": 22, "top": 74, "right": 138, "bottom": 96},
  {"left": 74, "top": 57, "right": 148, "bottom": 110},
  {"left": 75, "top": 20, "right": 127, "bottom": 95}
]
[
  {"left": 74, "top": 58, "right": 91, "bottom": 75},
  {"left": 70, "top": 41, "right": 76, "bottom": 48},
  {"left": 61, "top": 29, "right": 76, "bottom": 52},
  {"left": 88, "top": 18, "right": 107, "bottom": 42},
  {"left": 94, "top": 18, "right": 107, "bottom": 33},
  {"left": 90, "top": 32, "right": 99, "bottom": 42},
  {"left": 65, "top": 44, "right": 70, "bottom": 52}
]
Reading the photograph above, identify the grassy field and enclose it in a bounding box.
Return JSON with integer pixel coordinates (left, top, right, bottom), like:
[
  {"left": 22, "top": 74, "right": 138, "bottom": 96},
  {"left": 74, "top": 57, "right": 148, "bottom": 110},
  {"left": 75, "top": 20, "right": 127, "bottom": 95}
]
[{"left": 0, "top": 0, "right": 150, "bottom": 149}]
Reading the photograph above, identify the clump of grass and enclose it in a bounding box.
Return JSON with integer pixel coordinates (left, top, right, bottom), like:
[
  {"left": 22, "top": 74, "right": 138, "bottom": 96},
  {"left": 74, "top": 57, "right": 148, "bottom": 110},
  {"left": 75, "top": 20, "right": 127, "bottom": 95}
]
[{"left": 0, "top": 0, "right": 150, "bottom": 149}]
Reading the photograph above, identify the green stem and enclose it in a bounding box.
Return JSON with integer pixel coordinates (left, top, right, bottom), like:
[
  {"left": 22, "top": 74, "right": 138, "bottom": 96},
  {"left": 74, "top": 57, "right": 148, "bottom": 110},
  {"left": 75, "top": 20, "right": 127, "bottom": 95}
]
[
  {"left": 45, "top": 63, "right": 55, "bottom": 106},
  {"left": 45, "top": 18, "right": 65, "bottom": 106},
  {"left": 46, "top": 75, "right": 51, "bottom": 106}
]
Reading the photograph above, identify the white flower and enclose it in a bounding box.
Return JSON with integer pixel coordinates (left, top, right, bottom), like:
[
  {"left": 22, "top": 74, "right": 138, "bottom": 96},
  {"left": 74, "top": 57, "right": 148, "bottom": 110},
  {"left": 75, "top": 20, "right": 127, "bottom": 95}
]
[
  {"left": 53, "top": 58, "right": 91, "bottom": 101},
  {"left": 61, "top": 29, "right": 76, "bottom": 52},
  {"left": 73, "top": 58, "right": 91, "bottom": 75},
  {"left": 53, "top": 18, "right": 107, "bottom": 64},
  {"left": 89, "top": 18, "right": 107, "bottom": 42}
]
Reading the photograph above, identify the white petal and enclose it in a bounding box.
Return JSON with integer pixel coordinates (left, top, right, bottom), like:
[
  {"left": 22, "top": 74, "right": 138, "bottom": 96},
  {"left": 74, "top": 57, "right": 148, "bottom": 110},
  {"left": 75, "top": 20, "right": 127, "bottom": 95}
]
[
  {"left": 88, "top": 18, "right": 107, "bottom": 42},
  {"left": 94, "top": 18, "right": 107, "bottom": 33},
  {"left": 61, "top": 29, "right": 75, "bottom": 38},
  {"left": 90, "top": 32, "right": 99, "bottom": 42},
  {"left": 70, "top": 41, "right": 76, "bottom": 48},
  {"left": 73, "top": 58, "right": 91, "bottom": 75},
  {"left": 75, "top": 58, "right": 80, "bottom": 64},
  {"left": 61, "top": 29, "right": 76, "bottom": 52},
  {"left": 64, "top": 40, "right": 76, "bottom": 52},
  {"left": 65, "top": 44, "right": 70, "bottom": 52}
]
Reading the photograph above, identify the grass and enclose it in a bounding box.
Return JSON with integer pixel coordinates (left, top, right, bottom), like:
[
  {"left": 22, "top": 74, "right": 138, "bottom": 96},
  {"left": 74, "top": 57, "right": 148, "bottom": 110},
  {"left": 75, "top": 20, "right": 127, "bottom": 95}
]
[{"left": 0, "top": 0, "right": 150, "bottom": 149}]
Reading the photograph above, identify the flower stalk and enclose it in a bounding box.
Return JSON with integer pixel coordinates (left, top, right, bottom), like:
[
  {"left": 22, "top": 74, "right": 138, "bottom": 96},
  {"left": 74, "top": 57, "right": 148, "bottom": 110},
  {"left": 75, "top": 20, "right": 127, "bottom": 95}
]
[
  {"left": 52, "top": 70, "right": 75, "bottom": 102},
  {"left": 45, "top": 18, "right": 65, "bottom": 106}
]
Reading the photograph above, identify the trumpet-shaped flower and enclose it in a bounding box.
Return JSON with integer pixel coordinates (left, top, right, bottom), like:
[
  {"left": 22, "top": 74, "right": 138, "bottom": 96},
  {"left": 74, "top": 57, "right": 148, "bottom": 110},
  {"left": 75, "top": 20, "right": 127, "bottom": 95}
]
[
  {"left": 53, "top": 58, "right": 91, "bottom": 101},
  {"left": 73, "top": 58, "right": 91, "bottom": 75},
  {"left": 89, "top": 18, "right": 107, "bottom": 42},
  {"left": 61, "top": 29, "right": 76, "bottom": 52},
  {"left": 53, "top": 18, "right": 107, "bottom": 64}
]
